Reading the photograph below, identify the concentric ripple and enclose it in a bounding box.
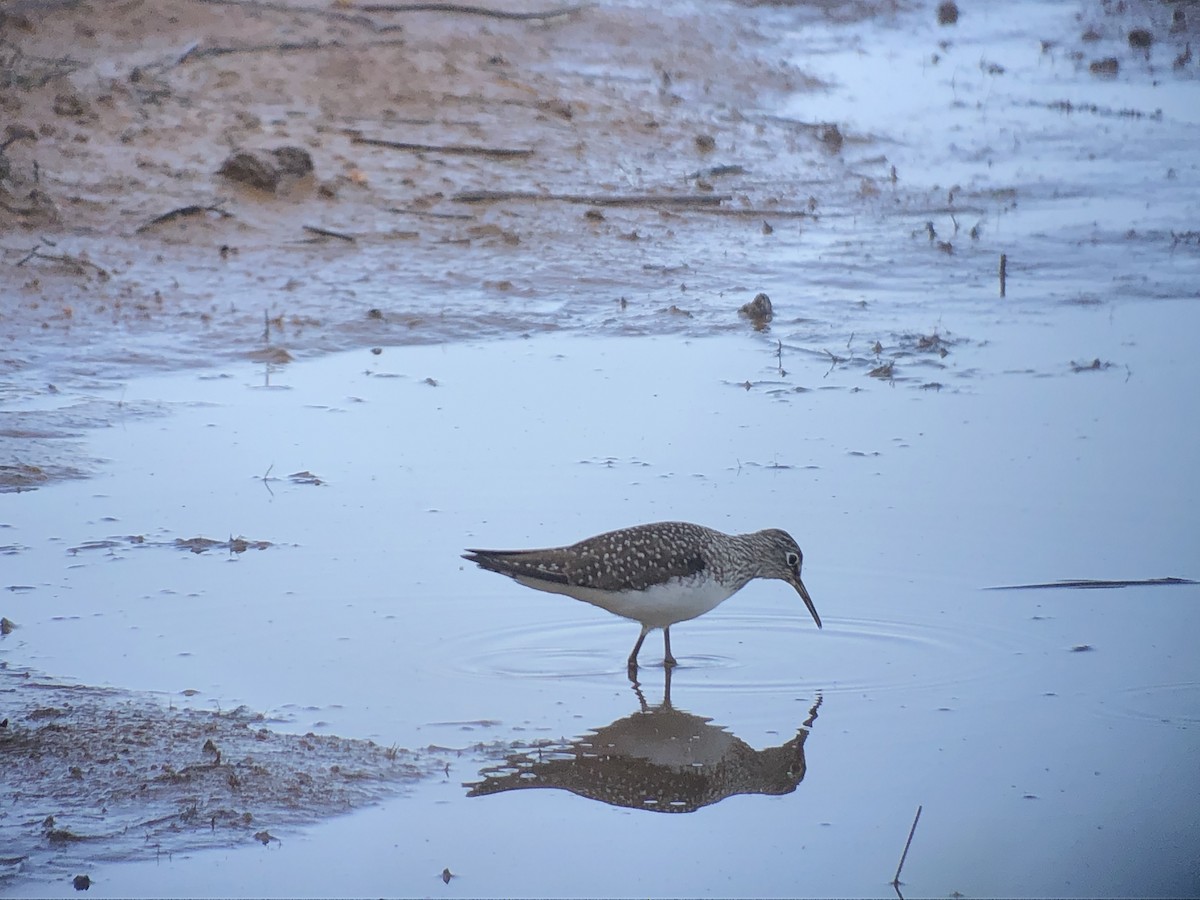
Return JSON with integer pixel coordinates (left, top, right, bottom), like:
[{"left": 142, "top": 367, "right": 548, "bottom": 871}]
[
  {"left": 1094, "top": 681, "right": 1200, "bottom": 728},
  {"left": 441, "top": 610, "right": 1028, "bottom": 696}
]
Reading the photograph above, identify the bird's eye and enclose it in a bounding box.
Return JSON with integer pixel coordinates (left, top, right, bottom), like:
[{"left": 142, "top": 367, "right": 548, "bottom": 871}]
[{"left": 785, "top": 551, "right": 800, "bottom": 567}]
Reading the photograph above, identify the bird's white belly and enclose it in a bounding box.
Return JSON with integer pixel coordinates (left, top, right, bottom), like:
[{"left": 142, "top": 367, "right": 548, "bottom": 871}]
[{"left": 515, "top": 574, "right": 736, "bottom": 628}]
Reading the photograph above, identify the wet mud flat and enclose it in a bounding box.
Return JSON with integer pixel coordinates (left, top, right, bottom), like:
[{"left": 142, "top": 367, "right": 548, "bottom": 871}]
[
  {"left": 0, "top": 665, "right": 442, "bottom": 885},
  {"left": 3, "top": 0, "right": 1199, "bottom": 487},
  {"left": 0, "top": 0, "right": 834, "bottom": 395}
]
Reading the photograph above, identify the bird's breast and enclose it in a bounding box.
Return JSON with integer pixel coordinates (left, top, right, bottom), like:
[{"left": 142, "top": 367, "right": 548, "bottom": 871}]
[{"left": 522, "top": 573, "right": 737, "bottom": 628}]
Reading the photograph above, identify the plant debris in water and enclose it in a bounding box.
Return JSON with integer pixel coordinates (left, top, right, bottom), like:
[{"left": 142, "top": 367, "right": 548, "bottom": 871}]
[{"left": 66, "top": 534, "right": 273, "bottom": 555}]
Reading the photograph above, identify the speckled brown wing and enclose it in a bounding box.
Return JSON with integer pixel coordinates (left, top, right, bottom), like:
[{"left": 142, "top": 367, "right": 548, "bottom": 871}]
[{"left": 464, "top": 522, "right": 712, "bottom": 592}]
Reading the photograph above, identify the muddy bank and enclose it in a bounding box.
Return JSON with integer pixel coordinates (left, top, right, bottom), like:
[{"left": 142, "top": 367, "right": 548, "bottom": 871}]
[
  {"left": 3, "top": 0, "right": 1197, "bottom": 493},
  {"left": 0, "top": 663, "right": 443, "bottom": 886},
  {"left": 0, "top": 0, "right": 827, "bottom": 381}
]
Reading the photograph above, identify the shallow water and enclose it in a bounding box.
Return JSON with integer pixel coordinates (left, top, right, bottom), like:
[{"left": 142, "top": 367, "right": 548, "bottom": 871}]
[
  {"left": 4, "top": 310, "right": 1200, "bottom": 896},
  {"left": 4, "top": 0, "right": 1200, "bottom": 896}
]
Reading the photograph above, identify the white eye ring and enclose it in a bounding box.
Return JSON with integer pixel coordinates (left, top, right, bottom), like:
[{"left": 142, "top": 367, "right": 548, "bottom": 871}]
[{"left": 785, "top": 552, "right": 800, "bottom": 567}]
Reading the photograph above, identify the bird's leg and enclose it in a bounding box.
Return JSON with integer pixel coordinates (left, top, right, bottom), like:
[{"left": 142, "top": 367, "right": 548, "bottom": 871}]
[
  {"left": 628, "top": 625, "right": 650, "bottom": 671},
  {"left": 663, "top": 626, "right": 677, "bottom": 668}
]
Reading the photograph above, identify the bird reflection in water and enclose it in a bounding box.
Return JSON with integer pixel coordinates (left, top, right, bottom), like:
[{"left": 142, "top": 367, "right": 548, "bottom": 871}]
[{"left": 465, "top": 670, "right": 822, "bottom": 813}]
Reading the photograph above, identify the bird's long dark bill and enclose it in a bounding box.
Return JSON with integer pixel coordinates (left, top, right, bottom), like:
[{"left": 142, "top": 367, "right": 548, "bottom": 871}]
[{"left": 793, "top": 577, "right": 822, "bottom": 629}]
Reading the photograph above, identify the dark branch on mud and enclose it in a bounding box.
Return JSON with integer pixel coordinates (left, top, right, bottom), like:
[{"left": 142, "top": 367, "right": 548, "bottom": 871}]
[
  {"left": 136, "top": 203, "right": 233, "bottom": 234},
  {"left": 302, "top": 225, "right": 356, "bottom": 242},
  {"left": 188, "top": 0, "right": 404, "bottom": 32},
  {"left": 689, "top": 206, "right": 815, "bottom": 219},
  {"left": 355, "top": 2, "right": 590, "bottom": 20},
  {"left": 187, "top": 0, "right": 587, "bottom": 28},
  {"left": 169, "top": 37, "right": 407, "bottom": 67},
  {"left": 352, "top": 136, "right": 535, "bottom": 158},
  {"left": 15, "top": 246, "right": 109, "bottom": 279},
  {"left": 451, "top": 189, "right": 731, "bottom": 207}
]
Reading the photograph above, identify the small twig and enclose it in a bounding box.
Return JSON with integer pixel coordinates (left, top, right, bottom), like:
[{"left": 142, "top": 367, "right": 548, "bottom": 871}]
[
  {"left": 182, "top": 38, "right": 349, "bottom": 62},
  {"left": 174, "top": 40, "right": 202, "bottom": 66},
  {"left": 999, "top": 252, "right": 1007, "bottom": 297},
  {"left": 388, "top": 207, "right": 473, "bottom": 221},
  {"left": 891, "top": 804, "right": 922, "bottom": 889},
  {"left": 451, "top": 189, "right": 729, "bottom": 207},
  {"left": 354, "top": 2, "right": 589, "bottom": 20},
  {"left": 136, "top": 203, "right": 231, "bottom": 234},
  {"left": 260, "top": 464, "right": 275, "bottom": 497},
  {"left": 353, "top": 136, "right": 533, "bottom": 158},
  {"left": 684, "top": 163, "right": 746, "bottom": 179},
  {"left": 302, "top": 225, "right": 356, "bottom": 242},
  {"left": 189, "top": 0, "right": 402, "bottom": 32},
  {"left": 14, "top": 247, "right": 109, "bottom": 279},
  {"left": 822, "top": 348, "right": 844, "bottom": 379},
  {"left": 689, "top": 206, "right": 814, "bottom": 219}
]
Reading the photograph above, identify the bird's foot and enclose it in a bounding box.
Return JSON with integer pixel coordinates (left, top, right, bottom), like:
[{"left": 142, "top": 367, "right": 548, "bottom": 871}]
[{"left": 663, "top": 655, "right": 678, "bottom": 669}]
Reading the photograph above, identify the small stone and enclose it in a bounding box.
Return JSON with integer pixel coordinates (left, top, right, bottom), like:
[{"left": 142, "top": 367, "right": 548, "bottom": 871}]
[
  {"left": 218, "top": 151, "right": 280, "bottom": 192},
  {"left": 817, "top": 124, "right": 843, "bottom": 152},
  {"left": 53, "top": 92, "right": 87, "bottom": 117},
  {"left": 739, "top": 292, "right": 774, "bottom": 327},
  {"left": 218, "top": 146, "right": 314, "bottom": 192},
  {"left": 937, "top": 2, "right": 958, "bottom": 26},
  {"left": 271, "top": 146, "right": 314, "bottom": 177},
  {"left": 5, "top": 123, "right": 37, "bottom": 144},
  {"left": 1127, "top": 28, "right": 1153, "bottom": 50},
  {"left": 72, "top": 875, "right": 91, "bottom": 891}
]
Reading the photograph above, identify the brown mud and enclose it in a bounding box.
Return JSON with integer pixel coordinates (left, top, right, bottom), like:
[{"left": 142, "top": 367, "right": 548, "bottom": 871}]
[
  {"left": 0, "top": 665, "right": 443, "bottom": 882},
  {"left": 1, "top": 0, "right": 828, "bottom": 383}
]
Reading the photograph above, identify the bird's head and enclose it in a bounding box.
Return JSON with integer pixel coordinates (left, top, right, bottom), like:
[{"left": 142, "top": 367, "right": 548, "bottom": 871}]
[{"left": 756, "top": 529, "right": 822, "bottom": 629}]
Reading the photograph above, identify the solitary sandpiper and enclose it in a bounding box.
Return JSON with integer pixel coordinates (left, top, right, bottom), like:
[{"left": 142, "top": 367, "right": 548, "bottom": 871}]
[{"left": 463, "top": 521, "right": 822, "bottom": 670}]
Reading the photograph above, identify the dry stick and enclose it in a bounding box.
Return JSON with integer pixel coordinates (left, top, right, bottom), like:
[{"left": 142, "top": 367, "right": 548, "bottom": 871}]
[
  {"left": 389, "top": 207, "right": 473, "bottom": 220},
  {"left": 999, "top": 253, "right": 1007, "bottom": 297},
  {"left": 891, "top": 804, "right": 923, "bottom": 888},
  {"left": 451, "top": 189, "right": 729, "bottom": 207},
  {"left": 302, "top": 225, "right": 356, "bottom": 242},
  {"left": 15, "top": 247, "right": 110, "bottom": 279},
  {"left": 189, "top": 0, "right": 400, "bottom": 30},
  {"left": 355, "top": 2, "right": 589, "bottom": 20},
  {"left": 181, "top": 39, "right": 355, "bottom": 63},
  {"left": 353, "top": 137, "right": 534, "bottom": 159},
  {"left": 689, "top": 206, "right": 815, "bottom": 219},
  {"left": 136, "top": 203, "right": 231, "bottom": 234}
]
